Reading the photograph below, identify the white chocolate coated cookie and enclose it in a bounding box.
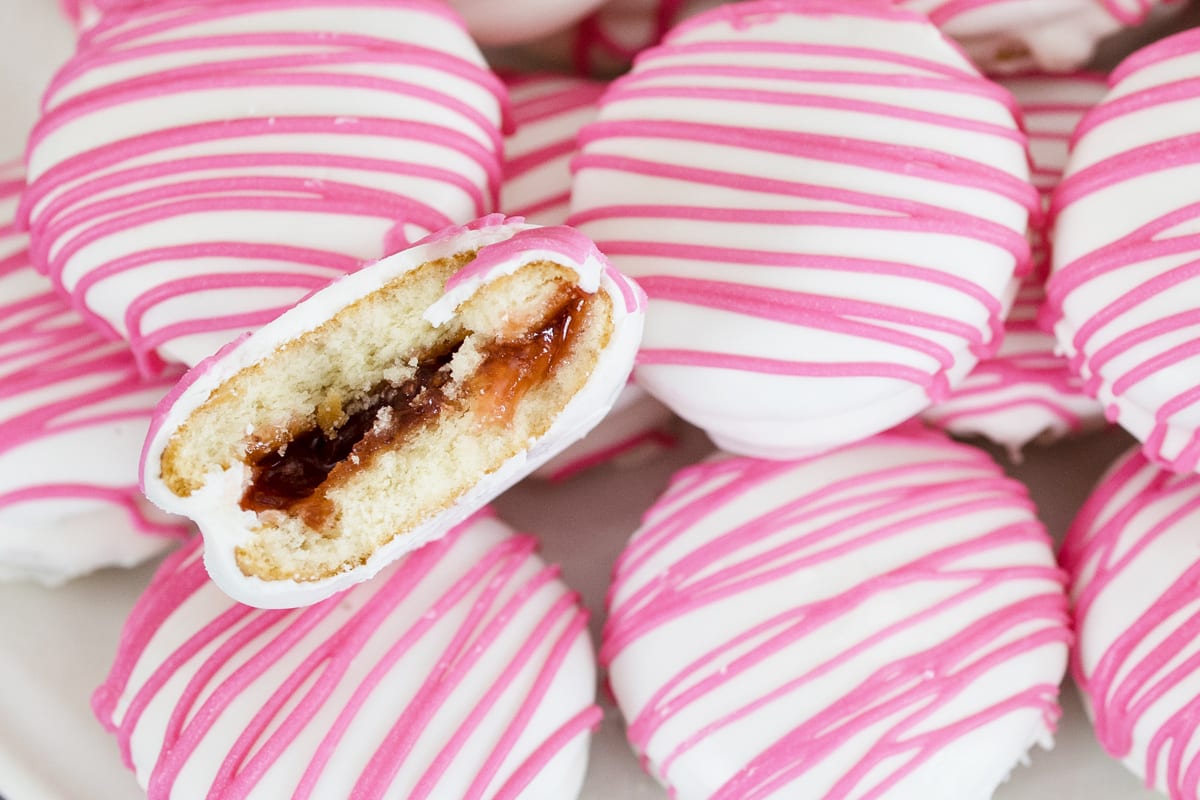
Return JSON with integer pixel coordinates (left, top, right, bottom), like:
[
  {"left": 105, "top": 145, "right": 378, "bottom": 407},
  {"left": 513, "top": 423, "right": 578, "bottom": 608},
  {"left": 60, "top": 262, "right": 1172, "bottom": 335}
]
[
  {"left": 924, "top": 73, "right": 1108, "bottom": 453},
  {"left": 22, "top": 0, "right": 506, "bottom": 373},
  {"left": 94, "top": 510, "right": 599, "bottom": 800},
  {"left": 603, "top": 426, "right": 1070, "bottom": 800},
  {"left": 1046, "top": 29, "right": 1200, "bottom": 474},
  {"left": 898, "top": 0, "right": 1177, "bottom": 74},
  {"left": 141, "top": 217, "right": 646, "bottom": 608},
  {"left": 571, "top": 0, "right": 1035, "bottom": 459},
  {"left": 0, "top": 163, "right": 186, "bottom": 585},
  {"left": 1062, "top": 445, "right": 1200, "bottom": 798}
]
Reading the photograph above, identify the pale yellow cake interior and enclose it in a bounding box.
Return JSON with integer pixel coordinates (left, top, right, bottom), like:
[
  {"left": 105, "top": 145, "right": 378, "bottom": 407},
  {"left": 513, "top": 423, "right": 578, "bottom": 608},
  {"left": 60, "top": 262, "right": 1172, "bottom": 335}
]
[{"left": 158, "top": 252, "right": 613, "bottom": 583}]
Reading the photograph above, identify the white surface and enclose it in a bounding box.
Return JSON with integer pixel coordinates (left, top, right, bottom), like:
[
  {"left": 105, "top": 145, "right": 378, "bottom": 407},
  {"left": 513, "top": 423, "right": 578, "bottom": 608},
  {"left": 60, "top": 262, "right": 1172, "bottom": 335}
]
[{"left": 0, "top": 1, "right": 1189, "bottom": 798}]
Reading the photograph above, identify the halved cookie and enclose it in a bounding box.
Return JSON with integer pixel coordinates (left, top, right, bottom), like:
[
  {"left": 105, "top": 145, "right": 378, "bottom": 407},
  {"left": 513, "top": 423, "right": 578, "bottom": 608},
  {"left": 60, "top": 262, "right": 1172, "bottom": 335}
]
[{"left": 141, "top": 216, "right": 644, "bottom": 607}]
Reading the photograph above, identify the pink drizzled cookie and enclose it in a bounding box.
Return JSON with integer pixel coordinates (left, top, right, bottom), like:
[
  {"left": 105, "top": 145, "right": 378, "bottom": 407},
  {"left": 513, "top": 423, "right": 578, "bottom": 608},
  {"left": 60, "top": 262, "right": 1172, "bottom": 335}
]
[
  {"left": 0, "top": 163, "right": 187, "bottom": 584},
  {"left": 602, "top": 426, "right": 1070, "bottom": 800},
  {"left": 570, "top": 0, "right": 1036, "bottom": 459},
  {"left": 923, "top": 73, "right": 1108, "bottom": 453},
  {"left": 97, "top": 0, "right": 611, "bottom": 46},
  {"left": 94, "top": 508, "right": 600, "bottom": 800},
  {"left": 141, "top": 216, "right": 645, "bottom": 608},
  {"left": 897, "top": 0, "right": 1183, "bottom": 74},
  {"left": 1061, "top": 445, "right": 1200, "bottom": 799},
  {"left": 1044, "top": 29, "right": 1200, "bottom": 474},
  {"left": 21, "top": 0, "right": 507, "bottom": 374}
]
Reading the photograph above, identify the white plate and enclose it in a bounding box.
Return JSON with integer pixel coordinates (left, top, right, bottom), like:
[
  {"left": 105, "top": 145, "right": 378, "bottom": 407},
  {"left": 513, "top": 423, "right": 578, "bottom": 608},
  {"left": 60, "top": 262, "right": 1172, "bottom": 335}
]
[{"left": 0, "top": 1, "right": 1184, "bottom": 798}]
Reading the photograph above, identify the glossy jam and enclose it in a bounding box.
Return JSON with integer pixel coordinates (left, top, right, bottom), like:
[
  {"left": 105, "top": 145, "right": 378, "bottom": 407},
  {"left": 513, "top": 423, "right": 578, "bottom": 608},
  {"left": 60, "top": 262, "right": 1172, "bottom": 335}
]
[
  {"left": 469, "top": 288, "right": 587, "bottom": 425},
  {"left": 239, "top": 287, "right": 590, "bottom": 526},
  {"left": 240, "top": 353, "right": 455, "bottom": 523}
]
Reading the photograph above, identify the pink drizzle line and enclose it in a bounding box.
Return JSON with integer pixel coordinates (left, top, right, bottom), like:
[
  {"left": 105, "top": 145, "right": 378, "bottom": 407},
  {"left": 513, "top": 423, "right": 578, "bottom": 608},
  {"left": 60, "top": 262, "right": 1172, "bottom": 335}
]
[
  {"left": 1061, "top": 447, "right": 1200, "bottom": 798},
  {"left": 20, "top": 0, "right": 507, "bottom": 375},
  {"left": 602, "top": 428, "right": 1069, "bottom": 798},
  {"left": 501, "top": 74, "right": 607, "bottom": 227},
  {"left": 1043, "top": 30, "right": 1200, "bottom": 473},
  {"left": 569, "top": 0, "right": 1036, "bottom": 402},
  {"left": 443, "top": 222, "right": 647, "bottom": 314},
  {"left": 926, "top": 73, "right": 1107, "bottom": 445},
  {"left": 93, "top": 510, "right": 598, "bottom": 799},
  {"left": 0, "top": 173, "right": 186, "bottom": 539}
]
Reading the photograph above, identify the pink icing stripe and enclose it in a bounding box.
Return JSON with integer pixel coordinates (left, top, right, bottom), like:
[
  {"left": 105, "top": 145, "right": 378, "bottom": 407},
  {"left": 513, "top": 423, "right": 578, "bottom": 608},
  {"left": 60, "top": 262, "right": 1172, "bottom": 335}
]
[
  {"left": 506, "top": 139, "right": 577, "bottom": 180},
  {"left": 45, "top": 34, "right": 504, "bottom": 113},
  {"left": 442, "top": 224, "right": 645, "bottom": 314},
  {"left": 646, "top": 36, "right": 979, "bottom": 82},
  {"left": 36, "top": 72, "right": 502, "bottom": 163},
  {"left": 30, "top": 154, "right": 490, "bottom": 244},
  {"left": 636, "top": 349, "right": 951, "bottom": 400},
  {"left": 92, "top": 542, "right": 210, "bottom": 740},
  {"left": 351, "top": 548, "right": 551, "bottom": 798},
  {"left": 505, "top": 76, "right": 605, "bottom": 127},
  {"left": 22, "top": 0, "right": 506, "bottom": 370},
  {"left": 604, "top": 430, "right": 1068, "bottom": 798},
  {"left": 620, "top": 61, "right": 1020, "bottom": 110},
  {"left": 1062, "top": 447, "right": 1200, "bottom": 795},
  {"left": 669, "top": 0, "right": 936, "bottom": 40},
  {"left": 1110, "top": 25, "right": 1199, "bottom": 83},
  {"left": 94, "top": 513, "right": 597, "bottom": 797},
  {"left": 22, "top": 117, "right": 499, "bottom": 226},
  {"left": 638, "top": 275, "right": 979, "bottom": 362},
  {"left": 571, "top": 202, "right": 1029, "bottom": 265},
  {"left": 607, "top": 84, "right": 1027, "bottom": 147},
  {"left": 491, "top": 706, "right": 605, "bottom": 800},
  {"left": 576, "top": 118, "right": 1038, "bottom": 213},
  {"left": 453, "top": 592, "right": 588, "bottom": 800},
  {"left": 82, "top": 0, "right": 466, "bottom": 51}
]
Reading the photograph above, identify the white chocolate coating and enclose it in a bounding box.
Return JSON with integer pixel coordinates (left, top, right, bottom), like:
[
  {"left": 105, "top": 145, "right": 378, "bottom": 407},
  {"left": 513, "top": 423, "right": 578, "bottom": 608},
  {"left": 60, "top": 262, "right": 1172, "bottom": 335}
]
[
  {"left": 570, "top": 0, "right": 1034, "bottom": 459},
  {"left": 141, "top": 217, "right": 646, "bottom": 608},
  {"left": 899, "top": 0, "right": 1130, "bottom": 74},
  {"left": 923, "top": 74, "right": 1108, "bottom": 453},
  {"left": 1062, "top": 445, "right": 1200, "bottom": 798},
  {"left": 1046, "top": 29, "right": 1200, "bottom": 474},
  {"left": 603, "top": 426, "right": 1070, "bottom": 800},
  {"left": 22, "top": 0, "right": 506, "bottom": 373},
  {"left": 94, "top": 509, "right": 599, "bottom": 800},
  {"left": 0, "top": 162, "right": 187, "bottom": 585}
]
